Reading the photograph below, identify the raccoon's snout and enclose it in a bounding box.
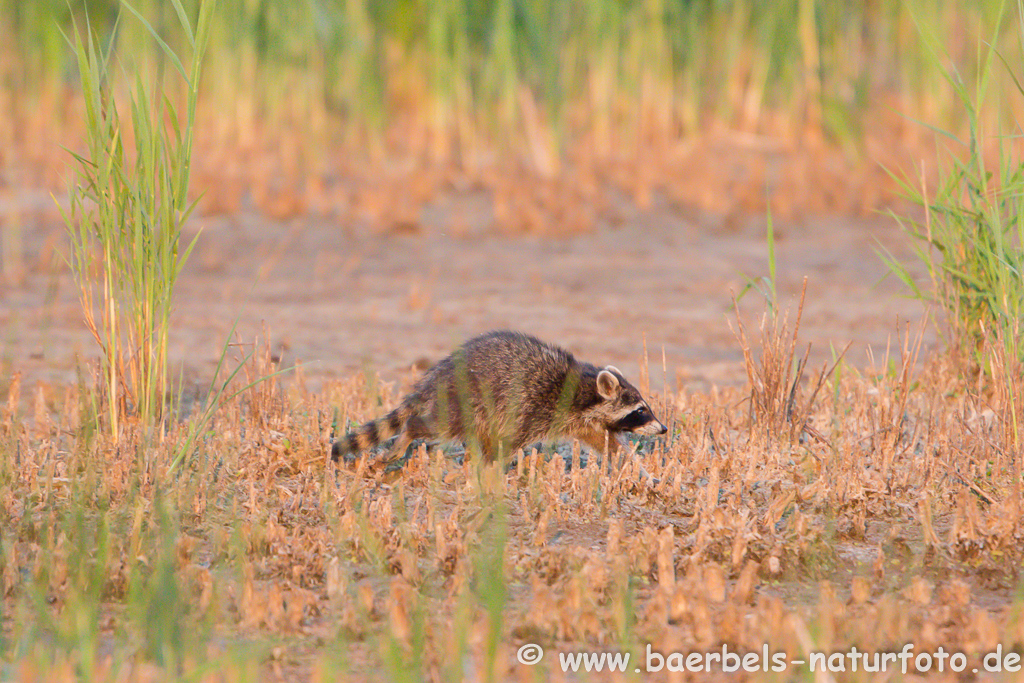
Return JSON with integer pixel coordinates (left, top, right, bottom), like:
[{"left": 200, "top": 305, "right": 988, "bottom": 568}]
[
  {"left": 632, "top": 419, "right": 667, "bottom": 436},
  {"left": 611, "top": 403, "right": 668, "bottom": 436}
]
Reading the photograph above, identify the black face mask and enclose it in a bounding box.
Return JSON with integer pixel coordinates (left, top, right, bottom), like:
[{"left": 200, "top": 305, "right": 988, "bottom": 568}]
[{"left": 612, "top": 407, "right": 651, "bottom": 432}]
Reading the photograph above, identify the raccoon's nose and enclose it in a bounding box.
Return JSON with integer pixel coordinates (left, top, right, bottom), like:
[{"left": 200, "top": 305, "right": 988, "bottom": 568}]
[{"left": 657, "top": 422, "right": 668, "bottom": 435}]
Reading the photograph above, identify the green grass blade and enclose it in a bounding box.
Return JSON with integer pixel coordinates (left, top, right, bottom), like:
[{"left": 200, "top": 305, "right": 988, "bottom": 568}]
[
  {"left": 168, "top": 0, "right": 195, "bottom": 46},
  {"left": 120, "top": 0, "right": 190, "bottom": 83}
]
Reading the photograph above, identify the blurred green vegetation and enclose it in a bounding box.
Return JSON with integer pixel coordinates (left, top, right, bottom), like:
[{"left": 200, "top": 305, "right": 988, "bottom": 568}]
[{"left": 1, "top": 0, "right": 1021, "bottom": 150}]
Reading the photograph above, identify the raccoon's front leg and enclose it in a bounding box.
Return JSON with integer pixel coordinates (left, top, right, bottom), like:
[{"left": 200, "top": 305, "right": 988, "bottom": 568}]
[
  {"left": 579, "top": 430, "right": 655, "bottom": 485},
  {"left": 578, "top": 429, "right": 622, "bottom": 471}
]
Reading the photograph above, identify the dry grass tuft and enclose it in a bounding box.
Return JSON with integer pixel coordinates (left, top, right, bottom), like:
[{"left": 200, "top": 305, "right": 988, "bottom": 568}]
[
  {"left": 732, "top": 277, "right": 846, "bottom": 447},
  {"left": 1, "top": 324, "right": 1023, "bottom": 680}
]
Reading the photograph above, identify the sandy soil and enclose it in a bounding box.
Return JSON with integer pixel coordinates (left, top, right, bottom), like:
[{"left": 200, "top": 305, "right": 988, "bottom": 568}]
[{"left": 1, "top": 193, "right": 931, "bottom": 395}]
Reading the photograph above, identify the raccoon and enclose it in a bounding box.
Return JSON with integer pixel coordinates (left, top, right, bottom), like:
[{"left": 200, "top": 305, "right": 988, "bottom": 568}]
[{"left": 330, "top": 330, "right": 668, "bottom": 465}]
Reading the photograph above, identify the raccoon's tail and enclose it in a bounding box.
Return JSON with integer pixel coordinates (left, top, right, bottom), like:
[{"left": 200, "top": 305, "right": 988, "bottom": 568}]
[{"left": 331, "top": 404, "right": 412, "bottom": 462}]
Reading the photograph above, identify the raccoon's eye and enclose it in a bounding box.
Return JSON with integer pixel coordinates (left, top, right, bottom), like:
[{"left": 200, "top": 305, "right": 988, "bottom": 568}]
[{"left": 613, "top": 406, "right": 652, "bottom": 431}]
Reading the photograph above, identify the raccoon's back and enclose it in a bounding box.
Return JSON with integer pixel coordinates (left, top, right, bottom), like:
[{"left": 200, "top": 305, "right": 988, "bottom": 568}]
[{"left": 415, "top": 331, "right": 577, "bottom": 435}]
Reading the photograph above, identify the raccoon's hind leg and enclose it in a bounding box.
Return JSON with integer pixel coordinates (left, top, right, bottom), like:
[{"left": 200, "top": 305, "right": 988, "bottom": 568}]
[
  {"left": 464, "top": 434, "right": 499, "bottom": 463},
  {"left": 378, "top": 414, "right": 434, "bottom": 470}
]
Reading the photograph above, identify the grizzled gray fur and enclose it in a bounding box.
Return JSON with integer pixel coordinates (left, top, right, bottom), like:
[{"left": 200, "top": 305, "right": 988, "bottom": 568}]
[{"left": 331, "top": 330, "right": 667, "bottom": 465}]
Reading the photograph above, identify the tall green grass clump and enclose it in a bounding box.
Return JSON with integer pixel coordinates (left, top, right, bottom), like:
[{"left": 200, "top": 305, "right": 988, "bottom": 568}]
[
  {"left": 882, "top": 0, "right": 1023, "bottom": 450},
  {"left": 60, "top": 0, "right": 215, "bottom": 440},
  {"left": 7, "top": 0, "right": 1023, "bottom": 162}
]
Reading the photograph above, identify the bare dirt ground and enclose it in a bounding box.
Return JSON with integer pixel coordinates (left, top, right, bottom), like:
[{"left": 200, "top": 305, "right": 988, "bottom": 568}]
[
  {"left": 2, "top": 193, "right": 930, "bottom": 396},
  {"left": 8, "top": 191, "right": 1024, "bottom": 683}
]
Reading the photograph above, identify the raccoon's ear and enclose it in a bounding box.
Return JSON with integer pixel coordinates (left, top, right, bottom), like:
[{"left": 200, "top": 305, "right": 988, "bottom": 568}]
[{"left": 596, "top": 369, "right": 621, "bottom": 400}]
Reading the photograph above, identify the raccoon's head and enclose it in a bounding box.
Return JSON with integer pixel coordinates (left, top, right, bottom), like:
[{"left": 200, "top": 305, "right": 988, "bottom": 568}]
[{"left": 592, "top": 366, "right": 668, "bottom": 437}]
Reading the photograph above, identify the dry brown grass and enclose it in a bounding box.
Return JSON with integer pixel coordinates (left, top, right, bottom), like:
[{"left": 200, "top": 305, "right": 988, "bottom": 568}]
[
  {"left": 1, "top": 320, "right": 1023, "bottom": 681},
  {"left": 0, "top": 82, "right": 942, "bottom": 236}
]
